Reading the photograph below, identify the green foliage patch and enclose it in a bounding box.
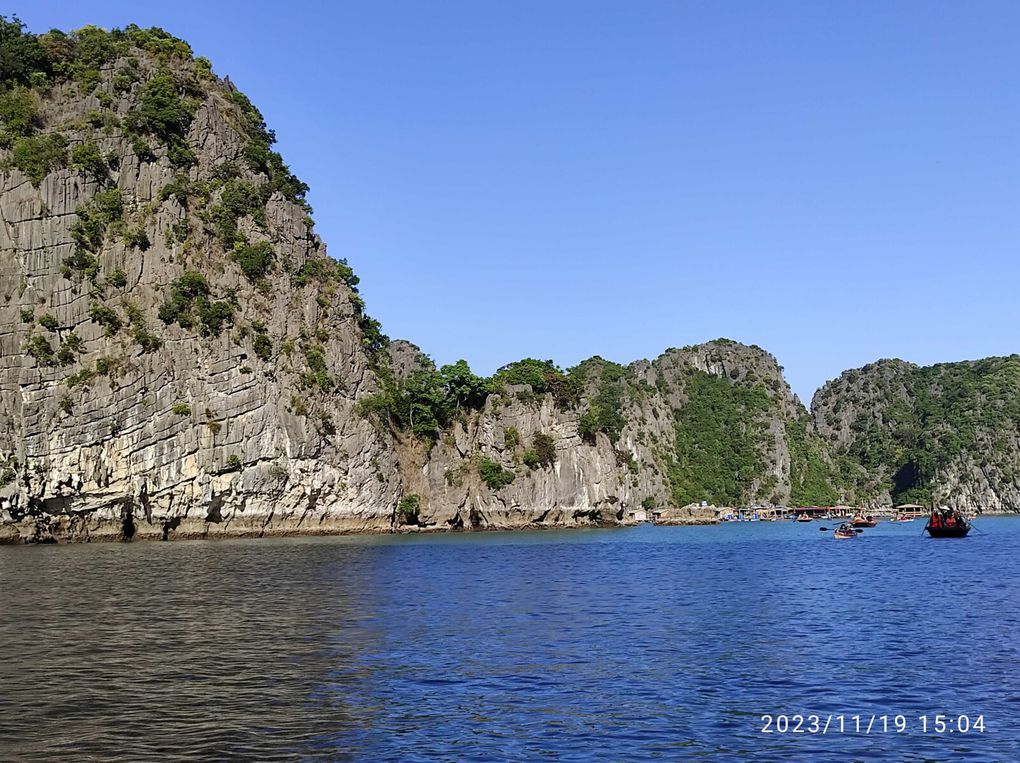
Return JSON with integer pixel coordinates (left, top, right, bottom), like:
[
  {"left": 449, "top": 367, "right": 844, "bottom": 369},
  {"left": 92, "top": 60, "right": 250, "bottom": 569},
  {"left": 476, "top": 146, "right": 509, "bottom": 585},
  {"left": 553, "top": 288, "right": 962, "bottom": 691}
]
[
  {"left": 69, "top": 140, "right": 108, "bottom": 181},
  {"left": 574, "top": 358, "right": 629, "bottom": 444},
  {"left": 123, "top": 70, "right": 198, "bottom": 167},
  {"left": 104, "top": 268, "right": 127, "bottom": 288},
  {"left": 665, "top": 370, "right": 773, "bottom": 507},
  {"left": 7, "top": 131, "right": 67, "bottom": 185},
  {"left": 253, "top": 331, "right": 272, "bottom": 361},
  {"left": 477, "top": 455, "right": 515, "bottom": 490},
  {"left": 89, "top": 301, "right": 122, "bottom": 335},
  {"left": 123, "top": 299, "right": 161, "bottom": 352},
  {"left": 0, "top": 16, "right": 52, "bottom": 88},
  {"left": 786, "top": 417, "right": 838, "bottom": 506},
  {"left": 357, "top": 360, "right": 490, "bottom": 442},
  {"left": 290, "top": 256, "right": 360, "bottom": 290},
  {"left": 397, "top": 493, "right": 420, "bottom": 524},
  {"left": 158, "top": 272, "right": 235, "bottom": 336},
  {"left": 531, "top": 432, "right": 557, "bottom": 467},
  {"left": 232, "top": 240, "right": 274, "bottom": 282},
  {"left": 206, "top": 179, "right": 268, "bottom": 246},
  {"left": 25, "top": 334, "right": 54, "bottom": 364},
  {"left": 64, "top": 188, "right": 122, "bottom": 279},
  {"left": 0, "top": 85, "right": 39, "bottom": 136},
  {"left": 227, "top": 89, "right": 310, "bottom": 207}
]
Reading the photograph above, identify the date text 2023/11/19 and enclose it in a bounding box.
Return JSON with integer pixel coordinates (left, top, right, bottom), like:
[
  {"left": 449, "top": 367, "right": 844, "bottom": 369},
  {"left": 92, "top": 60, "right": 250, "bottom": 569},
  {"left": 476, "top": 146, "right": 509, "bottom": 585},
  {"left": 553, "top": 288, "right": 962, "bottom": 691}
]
[{"left": 761, "top": 714, "right": 986, "bottom": 735}]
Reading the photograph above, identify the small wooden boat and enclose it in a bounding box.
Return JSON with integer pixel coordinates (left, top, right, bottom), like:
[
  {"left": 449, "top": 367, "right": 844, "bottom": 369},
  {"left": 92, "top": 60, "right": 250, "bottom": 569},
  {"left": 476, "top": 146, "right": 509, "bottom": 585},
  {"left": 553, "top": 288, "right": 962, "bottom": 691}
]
[
  {"left": 796, "top": 514, "right": 813, "bottom": 523},
  {"left": 850, "top": 515, "right": 878, "bottom": 528},
  {"left": 925, "top": 511, "right": 971, "bottom": 538},
  {"left": 833, "top": 525, "right": 857, "bottom": 539},
  {"left": 891, "top": 515, "right": 914, "bottom": 523}
]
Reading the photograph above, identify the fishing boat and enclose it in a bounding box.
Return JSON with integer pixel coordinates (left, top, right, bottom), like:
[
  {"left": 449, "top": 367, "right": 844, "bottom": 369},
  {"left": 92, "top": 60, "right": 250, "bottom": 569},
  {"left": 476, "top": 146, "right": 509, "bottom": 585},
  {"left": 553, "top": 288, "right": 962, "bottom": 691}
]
[
  {"left": 850, "top": 514, "right": 878, "bottom": 528},
  {"left": 925, "top": 510, "right": 971, "bottom": 538},
  {"left": 833, "top": 524, "right": 857, "bottom": 539}
]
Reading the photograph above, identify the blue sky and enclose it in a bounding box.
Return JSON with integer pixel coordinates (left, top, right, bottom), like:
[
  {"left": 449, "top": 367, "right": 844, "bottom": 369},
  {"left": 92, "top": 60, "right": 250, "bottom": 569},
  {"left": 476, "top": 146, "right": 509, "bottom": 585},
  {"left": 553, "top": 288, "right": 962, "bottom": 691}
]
[{"left": 18, "top": 1, "right": 1020, "bottom": 402}]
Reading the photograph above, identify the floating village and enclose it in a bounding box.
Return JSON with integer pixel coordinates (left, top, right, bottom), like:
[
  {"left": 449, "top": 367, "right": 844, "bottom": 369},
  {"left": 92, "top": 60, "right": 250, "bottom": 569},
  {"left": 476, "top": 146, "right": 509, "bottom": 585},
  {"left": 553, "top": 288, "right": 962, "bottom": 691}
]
[{"left": 642, "top": 502, "right": 975, "bottom": 539}]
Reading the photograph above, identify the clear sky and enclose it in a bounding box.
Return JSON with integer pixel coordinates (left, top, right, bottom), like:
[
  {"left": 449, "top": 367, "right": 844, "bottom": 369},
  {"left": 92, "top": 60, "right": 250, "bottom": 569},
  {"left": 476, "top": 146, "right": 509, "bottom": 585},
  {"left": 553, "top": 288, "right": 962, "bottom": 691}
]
[{"left": 18, "top": 1, "right": 1020, "bottom": 403}]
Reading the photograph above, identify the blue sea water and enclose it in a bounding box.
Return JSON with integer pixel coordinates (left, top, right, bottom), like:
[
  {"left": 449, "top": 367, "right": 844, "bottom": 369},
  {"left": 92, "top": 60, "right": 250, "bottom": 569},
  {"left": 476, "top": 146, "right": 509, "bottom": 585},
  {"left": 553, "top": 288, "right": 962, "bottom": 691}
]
[{"left": 1, "top": 518, "right": 1019, "bottom": 761}]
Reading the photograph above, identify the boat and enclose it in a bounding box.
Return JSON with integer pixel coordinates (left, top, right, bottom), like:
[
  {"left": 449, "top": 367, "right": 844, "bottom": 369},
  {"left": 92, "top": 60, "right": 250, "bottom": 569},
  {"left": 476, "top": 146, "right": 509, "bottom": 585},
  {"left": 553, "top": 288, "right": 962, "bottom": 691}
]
[
  {"left": 891, "top": 515, "right": 914, "bottom": 523},
  {"left": 925, "top": 510, "right": 971, "bottom": 538},
  {"left": 796, "top": 514, "right": 812, "bottom": 523},
  {"left": 850, "top": 515, "right": 878, "bottom": 528},
  {"left": 833, "top": 524, "right": 857, "bottom": 539}
]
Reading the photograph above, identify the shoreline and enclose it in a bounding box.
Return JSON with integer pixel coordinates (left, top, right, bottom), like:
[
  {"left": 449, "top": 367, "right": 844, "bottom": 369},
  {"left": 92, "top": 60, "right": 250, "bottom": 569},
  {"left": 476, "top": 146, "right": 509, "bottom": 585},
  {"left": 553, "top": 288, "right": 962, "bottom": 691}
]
[
  {"left": 0, "top": 514, "right": 724, "bottom": 545},
  {"left": 4, "top": 511, "right": 1017, "bottom": 546}
]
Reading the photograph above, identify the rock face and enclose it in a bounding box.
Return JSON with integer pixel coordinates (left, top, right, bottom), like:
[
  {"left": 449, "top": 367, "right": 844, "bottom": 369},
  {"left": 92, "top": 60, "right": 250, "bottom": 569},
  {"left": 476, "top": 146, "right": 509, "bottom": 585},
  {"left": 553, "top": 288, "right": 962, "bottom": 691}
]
[
  {"left": 382, "top": 341, "right": 838, "bottom": 532},
  {"left": 0, "top": 27, "right": 401, "bottom": 542},
  {"left": 1, "top": 24, "right": 1017, "bottom": 543},
  {"left": 812, "top": 356, "right": 1020, "bottom": 511}
]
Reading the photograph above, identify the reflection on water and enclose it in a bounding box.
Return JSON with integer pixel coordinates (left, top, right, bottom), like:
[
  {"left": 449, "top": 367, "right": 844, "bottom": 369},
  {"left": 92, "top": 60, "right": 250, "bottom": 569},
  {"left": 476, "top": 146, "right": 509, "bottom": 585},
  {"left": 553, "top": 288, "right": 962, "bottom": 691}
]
[{"left": 1, "top": 521, "right": 1019, "bottom": 760}]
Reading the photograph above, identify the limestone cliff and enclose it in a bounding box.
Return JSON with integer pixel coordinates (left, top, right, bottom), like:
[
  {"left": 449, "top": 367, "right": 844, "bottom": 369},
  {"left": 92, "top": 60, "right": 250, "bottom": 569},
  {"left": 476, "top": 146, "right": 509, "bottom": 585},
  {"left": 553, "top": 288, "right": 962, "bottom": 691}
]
[
  {"left": 1, "top": 23, "right": 1016, "bottom": 543},
  {"left": 812, "top": 356, "right": 1020, "bottom": 511},
  {"left": 376, "top": 340, "right": 839, "bottom": 532},
  {"left": 0, "top": 24, "right": 400, "bottom": 542}
]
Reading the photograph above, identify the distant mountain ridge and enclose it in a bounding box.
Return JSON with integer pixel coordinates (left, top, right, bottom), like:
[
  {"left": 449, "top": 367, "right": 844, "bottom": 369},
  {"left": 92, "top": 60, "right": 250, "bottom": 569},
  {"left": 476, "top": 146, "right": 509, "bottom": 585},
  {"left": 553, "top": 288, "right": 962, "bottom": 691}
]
[{"left": 0, "top": 21, "right": 1016, "bottom": 542}]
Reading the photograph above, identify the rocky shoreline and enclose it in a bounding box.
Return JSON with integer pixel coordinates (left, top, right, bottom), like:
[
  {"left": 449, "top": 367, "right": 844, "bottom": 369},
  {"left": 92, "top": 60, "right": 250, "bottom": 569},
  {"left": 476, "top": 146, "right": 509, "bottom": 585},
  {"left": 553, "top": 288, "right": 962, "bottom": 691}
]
[
  {"left": 5, "top": 504, "right": 1017, "bottom": 545},
  {"left": 0, "top": 514, "right": 644, "bottom": 545},
  {"left": 0, "top": 502, "right": 727, "bottom": 544}
]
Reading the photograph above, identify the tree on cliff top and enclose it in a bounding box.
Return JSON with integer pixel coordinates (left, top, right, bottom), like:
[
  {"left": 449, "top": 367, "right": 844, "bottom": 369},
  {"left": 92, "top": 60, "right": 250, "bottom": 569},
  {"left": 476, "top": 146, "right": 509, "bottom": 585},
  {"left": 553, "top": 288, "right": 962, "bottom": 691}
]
[{"left": 0, "top": 16, "right": 50, "bottom": 87}]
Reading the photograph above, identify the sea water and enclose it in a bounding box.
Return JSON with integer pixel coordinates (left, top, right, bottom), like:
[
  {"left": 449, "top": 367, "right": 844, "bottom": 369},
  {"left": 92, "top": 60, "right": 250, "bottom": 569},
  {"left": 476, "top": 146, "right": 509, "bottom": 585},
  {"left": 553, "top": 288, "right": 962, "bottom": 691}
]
[{"left": 1, "top": 518, "right": 1018, "bottom": 761}]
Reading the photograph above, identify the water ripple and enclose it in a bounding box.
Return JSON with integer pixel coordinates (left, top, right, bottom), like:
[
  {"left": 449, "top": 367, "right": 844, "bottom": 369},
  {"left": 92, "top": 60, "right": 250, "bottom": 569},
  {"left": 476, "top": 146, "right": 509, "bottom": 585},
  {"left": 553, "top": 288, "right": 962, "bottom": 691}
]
[{"left": 1, "top": 520, "right": 1019, "bottom": 760}]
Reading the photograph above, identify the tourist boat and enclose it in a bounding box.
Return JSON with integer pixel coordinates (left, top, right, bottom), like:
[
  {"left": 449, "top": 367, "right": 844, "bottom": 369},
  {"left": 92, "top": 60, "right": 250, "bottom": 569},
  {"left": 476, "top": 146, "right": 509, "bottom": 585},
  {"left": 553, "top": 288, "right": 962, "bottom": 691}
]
[
  {"left": 833, "top": 525, "right": 857, "bottom": 539},
  {"left": 925, "top": 511, "right": 971, "bottom": 538},
  {"left": 850, "top": 515, "right": 878, "bottom": 528},
  {"left": 796, "top": 513, "right": 812, "bottom": 523}
]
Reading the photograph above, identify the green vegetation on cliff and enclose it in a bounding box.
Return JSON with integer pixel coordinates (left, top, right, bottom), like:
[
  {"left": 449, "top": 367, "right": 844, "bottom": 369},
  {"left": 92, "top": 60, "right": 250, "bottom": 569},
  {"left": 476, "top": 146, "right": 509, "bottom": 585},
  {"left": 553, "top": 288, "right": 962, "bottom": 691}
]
[
  {"left": 816, "top": 355, "right": 1020, "bottom": 505},
  {"left": 397, "top": 493, "right": 420, "bottom": 524},
  {"left": 665, "top": 370, "right": 771, "bottom": 507},
  {"left": 65, "top": 189, "right": 123, "bottom": 279},
  {"left": 358, "top": 359, "right": 490, "bottom": 442},
  {"left": 124, "top": 69, "right": 198, "bottom": 167},
  {"left": 491, "top": 358, "right": 582, "bottom": 409},
  {"left": 6, "top": 131, "right": 66, "bottom": 185},
  {"left": 227, "top": 88, "right": 310, "bottom": 208},
  {"left": 0, "top": 17, "right": 314, "bottom": 231},
  {"left": 786, "top": 417, "right": 839, "bottom": 506},
  {"left": 1, "top": 16, "right": 391, "bottom": 377},
  {"left": 573, "top": 357, "right": 629, "bottom": 444},
  {"left": 359, "top": 354, "right": 634, "bottom": 448},
  {"left": 477, "top": 455, "right": 515, "bottom": 489},
  {"left": 158, "top": 272, "right": 235, "bottom": 336},
  {"left": 0, "top": 17, "right": 50, "bottom": 88}
]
